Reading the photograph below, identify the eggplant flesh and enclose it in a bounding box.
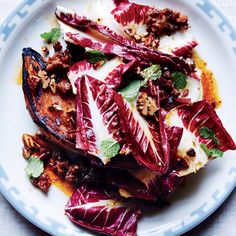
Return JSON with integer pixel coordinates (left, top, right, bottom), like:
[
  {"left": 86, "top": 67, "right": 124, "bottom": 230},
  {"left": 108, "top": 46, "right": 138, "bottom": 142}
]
[{"left": 22, "top": 48, "right": 83, "bottom": 155}]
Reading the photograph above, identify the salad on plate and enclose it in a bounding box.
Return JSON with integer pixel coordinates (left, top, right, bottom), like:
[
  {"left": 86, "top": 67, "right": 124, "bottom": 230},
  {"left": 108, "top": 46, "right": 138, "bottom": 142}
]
[{"left": 20, "top": 0, "right": 236, "bottom": 235}]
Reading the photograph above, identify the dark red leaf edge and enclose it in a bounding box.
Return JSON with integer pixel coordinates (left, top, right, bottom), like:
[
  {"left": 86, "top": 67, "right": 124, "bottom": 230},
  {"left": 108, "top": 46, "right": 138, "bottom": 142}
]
[
  {"left": 56, "top": 6, "right": 193, "bottom": 74},
  {"left": 65, "top": 185, "right": 141, "bottom": 236},
  {"left": 111, "top": 2, "right": 198, "bottom": 57},
  {"left": 75, "top": 75, "right": 125, "bottom": 163},
  {"left": 177, "top": 100, "right": 236, "bottom": 151}
]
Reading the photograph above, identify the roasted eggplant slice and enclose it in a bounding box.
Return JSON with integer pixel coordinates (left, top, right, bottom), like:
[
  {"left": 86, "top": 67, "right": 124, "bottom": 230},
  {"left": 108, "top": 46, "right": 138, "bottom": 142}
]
[{"left": 22, "top": 48, "right": 82, "bottom": 154}]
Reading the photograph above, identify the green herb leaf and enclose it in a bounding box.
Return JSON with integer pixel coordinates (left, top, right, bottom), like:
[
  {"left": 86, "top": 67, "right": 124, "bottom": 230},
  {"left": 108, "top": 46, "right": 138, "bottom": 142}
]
[
  {"left": 199, "top": 126, "right": 220, "bottom": 145},
  {"left": 101, "top": 138, "right": 120, "bottom": 158},
  {"left": 86, "top": 50, "right": 107, "bottom": 64},
  {"left": 25, "top": 156, "right": 44, "bottom": 178},
  {"left": 40, "top": 27, "right": 61, "bottom": 44},
  {"left": 140, "top": 64, "right": 162, "bottom": 86},
  {"left": 119, "top": 80, "right": 141, "bottom": 102},
  {"left": 200, "top": 144, "right": 223, "bottom": 158},
  {"left": 171, "top": 71, "right": 187, "bottom": 89}
]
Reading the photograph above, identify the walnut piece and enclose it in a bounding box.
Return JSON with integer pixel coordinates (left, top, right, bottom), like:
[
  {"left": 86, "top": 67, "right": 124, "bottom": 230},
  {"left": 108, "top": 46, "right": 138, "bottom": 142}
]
[
  {"left": 49, "top": 78, "right": 57, "bottom": 94},
  {"left": 137, "top": 92, "right": 158, "bottom": 116},
  {"left": 38, "top": 70, "right": 50, "bottom": 89},
  {"left": 41, "top": 46, "right": 49, "bottom": 56},
  {"left": 22, "top": 133, "right": 50, "bottom": 160},
  {"left": 28, "top": 75, "right": 41, "bottom": 91},
  {"left": 22, "top": 134, "right": 41, "bottom": 150}
]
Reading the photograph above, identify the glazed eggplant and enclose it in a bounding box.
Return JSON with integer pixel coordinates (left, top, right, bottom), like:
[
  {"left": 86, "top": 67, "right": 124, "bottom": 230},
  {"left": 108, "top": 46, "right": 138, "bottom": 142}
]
[{"left": 22, "top": 48, "right": 82, "bottom": 154}]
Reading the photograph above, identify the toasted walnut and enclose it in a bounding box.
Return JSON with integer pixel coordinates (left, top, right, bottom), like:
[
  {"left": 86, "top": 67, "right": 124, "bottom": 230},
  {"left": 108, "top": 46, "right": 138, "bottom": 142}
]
[
  {"left": 28, "top": 75, "right": 41, "bottom": 90},
  {"left": 125, "top": 27, "right": 159, "bottom": 48},
  {"left": 57, "top": 80, "right": 72, "bottom": 94},
  {"left": 22, "top": 134, "right": 50, "bottom": 160},
  {"left": 49, "top": 78, "right": 57, "bottom": 94},
  {"left": 144, "top": 34, "right": 159, "bottom": 48},
  {"left": 47, "top": 53, "right": 70, "bottom": 73},
  {"left": 145, "top": 8, "right": 189, "bottom": 37},
  {"left": 38, "top": 70, "right": 50, "bottom": 89},
  {"left": 22, "top": 134, "right": 41, "bottom": 150},
  {"left": 48, "top": 152, "right": 70, "bottom": 177},
  {"left": 65, "top": 165, "right": 80, "bottom": 184},
  {"left": 137, "top": 93, "right": 158, "bottom": 116},
  {"left": 41, "top": 46, "right": 49, "bottom": 56},
  {"left": 22, "top": 147, "right": 31, "bottom": 160}
]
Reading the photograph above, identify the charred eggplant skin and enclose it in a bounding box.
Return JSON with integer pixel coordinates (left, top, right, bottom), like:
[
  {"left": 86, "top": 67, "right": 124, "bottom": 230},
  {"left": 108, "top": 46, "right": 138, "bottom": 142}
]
[{"left": 22, "top": 48, "right": 84, "bottom": 155}]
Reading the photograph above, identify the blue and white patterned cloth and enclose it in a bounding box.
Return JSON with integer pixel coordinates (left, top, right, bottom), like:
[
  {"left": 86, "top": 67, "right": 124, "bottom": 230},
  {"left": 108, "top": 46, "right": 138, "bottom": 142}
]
[{"left": 0, "top": 0, "right": 236, "bottom": 235}]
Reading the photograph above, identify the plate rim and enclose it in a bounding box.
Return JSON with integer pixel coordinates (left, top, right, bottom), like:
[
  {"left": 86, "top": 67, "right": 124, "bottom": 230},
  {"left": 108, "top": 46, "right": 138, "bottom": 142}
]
[{"left": 0, "top": 0, "right": 235, "bottom": 236}]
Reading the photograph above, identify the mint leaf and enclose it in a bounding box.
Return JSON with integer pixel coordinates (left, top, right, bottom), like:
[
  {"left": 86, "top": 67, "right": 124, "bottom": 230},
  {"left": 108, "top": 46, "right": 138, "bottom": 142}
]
[
  {"left": 25, "top": 156, "right": 44, "bottom": 178},
  {"left": 119, "top": 80, "right": 141, "bottom": 102},
  {"left": 199, "top": 126, "right": 220, "bottom": 145},
  {"left": 40, "top": 27, "right": 61, "bottom": 44},
  {"left": 140, "top": 64, "right": 162, "bottom": 86},
  {"left": 101, "top": 138, "right": 120, "bottom": 158},
  {"left": 86, "top": 50, "right": 107, "bottom": 64},
  {"left": 200, "top": 144, "right": 223, "bottom": 158},
  {"left": 171, "top": 71, "right": 187, "bottom": 89}
]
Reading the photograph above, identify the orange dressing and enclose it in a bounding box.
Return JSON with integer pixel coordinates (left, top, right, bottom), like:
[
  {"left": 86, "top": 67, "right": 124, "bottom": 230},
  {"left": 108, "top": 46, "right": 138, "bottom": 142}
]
[
  {"left": 45, "top": 167, "right": 75, "bottom": 197},
  {"left": 16, "top": 68, "right": 23, "bottom": 85},
  {"left": 193, "top": 52, "right": 221, "bottom": 108}
]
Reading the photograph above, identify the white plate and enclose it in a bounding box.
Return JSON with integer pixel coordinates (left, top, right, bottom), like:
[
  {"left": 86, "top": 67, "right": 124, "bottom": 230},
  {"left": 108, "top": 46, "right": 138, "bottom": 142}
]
[{"left": 0, "top": 0, "right": 236, "bottom": 235}]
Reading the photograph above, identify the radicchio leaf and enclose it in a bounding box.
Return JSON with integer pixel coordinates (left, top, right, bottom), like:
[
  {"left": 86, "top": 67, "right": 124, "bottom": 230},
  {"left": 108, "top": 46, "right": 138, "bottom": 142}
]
[
  {"left": 159, "top": 32, "right": 198, "bottom": 57},
  {"left": 65, "top": 32, "right": 193, "bottom": 76},
  {"left": 55, "top": 6, "right": 146, "bottom": 50},
  {"left": 111, "top": 2, "right": 197, "bottom": 57},
  {"left": 65, "top": 32, "right": 136, "bottom": 61},
  {"left": 57, "top": 6, "right": 193, "bottom": 73},
  {"left": 178, "top": 101, "right": 236, "bottom": 151},
  {"left": 111, "top": 2, "right": 150, "bottom": 35},
  {"left": 116, "top": 94, "right": 170, "bottom": 173},
  {"left": 105, "top": 123, "right": 183, "bottom": 200},
  {"left": 105, "top": 167, "right": 183, "bottom": 201},
  {"left": 166, "top": 100, "right": 236, "bottom": 176},
  {"left": 68, "top": 58, "right": 135, "bottom": 93},
  {"left": 65, "top": 185, "right": 141, "bottom": 236},
  {"left": 75, "top": 75, "right": 126, "bottom": 164},
  {"left": 130, "top": 169, "right": 183, "bottom": 198}
]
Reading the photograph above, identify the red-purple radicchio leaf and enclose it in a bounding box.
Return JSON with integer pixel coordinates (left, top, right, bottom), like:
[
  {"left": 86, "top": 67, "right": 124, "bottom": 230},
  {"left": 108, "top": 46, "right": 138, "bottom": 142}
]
[
  {"left": 65, "top": 32, "right": 193, "bottom": 74},
  {"left": 65, "top": 185, "right": 141, "bottom": 236},
  {"left": 129, "top": 169, "right": 183, "bottom": 199},
  {"left": 105, "top": 123, "right": 183, "bottom": 200},
  {"left": 116, "top": 96, "right": 171, "bottom": 173},
  {"left": 65, "top": 32, "right": 136, "bottom": 61},
  {"left": 111, "top": 2, "right": 198, "bottom": 57},
  {"left": 55, "top": 6, "right": 146, "bottom": 51},
  {"left": 68, "top": 59, "right": 135, "bottom": 92},
  {"left": 75, "top": 75, "right": 125, "bottom": 164},
  {"left": 166, "top": 100, "right": 236, "bottom": 176},
  {"left": 57, "top": 6, "right": 194, "bottom": 72},
  {"left": 111, "top": 2, "right": 150, "bottom": 29},
  {"left": 178, "top": 100, "right": 236, "bottom": 151}
]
